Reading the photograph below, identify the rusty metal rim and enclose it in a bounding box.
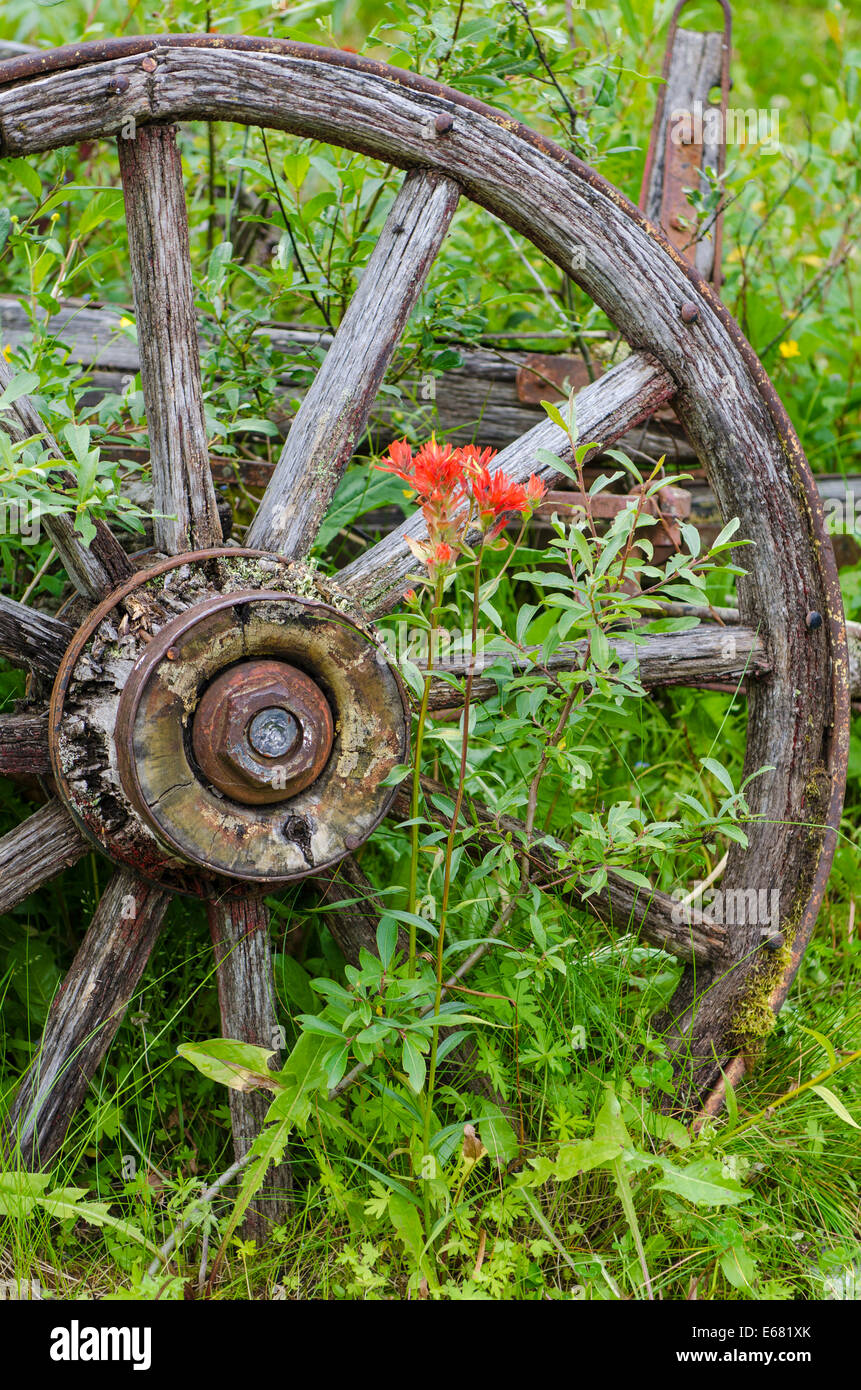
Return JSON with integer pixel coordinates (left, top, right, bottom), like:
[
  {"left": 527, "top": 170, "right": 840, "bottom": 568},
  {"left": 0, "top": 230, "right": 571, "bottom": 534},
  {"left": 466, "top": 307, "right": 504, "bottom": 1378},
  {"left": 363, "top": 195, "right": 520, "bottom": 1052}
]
[
  {"left": 12, "top": 38, "right": 845, "bottom": 1086},
  {"left": 49, "top": 547, "right": 410, "bottom": 890}
]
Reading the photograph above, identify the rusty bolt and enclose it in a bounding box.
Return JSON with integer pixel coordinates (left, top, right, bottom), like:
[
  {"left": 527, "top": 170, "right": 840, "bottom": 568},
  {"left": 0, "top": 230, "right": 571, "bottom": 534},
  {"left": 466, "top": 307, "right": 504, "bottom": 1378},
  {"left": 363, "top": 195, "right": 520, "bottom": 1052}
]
[
  {"left": 192, "top": 659, "right": 333, "bottom": 805},
  {"left": 805, "top": 610, "right": 823, "bottom": 630},
  {"left": 108, "top": 74, "right": 130, "bottom": 95},
  {"left": 141, "top": 55, "right": 157, "bottom": 72},
  {"left": 434, "top": 112, "right": 454, "bottom": 134},
  {"left": 680, "top": 302, "right": 699, "bottom": 324}
]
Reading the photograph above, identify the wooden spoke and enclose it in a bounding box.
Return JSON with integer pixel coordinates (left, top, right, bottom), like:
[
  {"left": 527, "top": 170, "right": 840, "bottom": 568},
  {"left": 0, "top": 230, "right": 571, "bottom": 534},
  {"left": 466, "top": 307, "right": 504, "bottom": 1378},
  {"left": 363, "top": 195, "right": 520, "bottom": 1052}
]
[
  {"left": 0, "top": 356, "right": 133, "bottom": 599},
  {"left": 0, "top": 595, "right": 74, "bottom": 679},
  {"left": 207, "top": 894, "right": 291, "bottom": 1239},
  {"left": 0, "top": 799, "right": 88, "bottom": 916},
  {"left": 394, "top": 776, "right": 725, "bottom": 965},
  {"left": 0, "top": 709, "right": 51, "bottom": 780},
  {"left": 118, "top": 124, "right": 222, "bottom": 555},
  {"left": 246, "top": 169, "right": 460, "bottom": 559},
  {"left": 338, "top": 351, "right": 675, "bottom": 616},
  {"left": 427, "top": 625, "right": 769, "bottom": 710},
  {"left": 3, "top": 869, "right": 170, "bottom": 1168}
]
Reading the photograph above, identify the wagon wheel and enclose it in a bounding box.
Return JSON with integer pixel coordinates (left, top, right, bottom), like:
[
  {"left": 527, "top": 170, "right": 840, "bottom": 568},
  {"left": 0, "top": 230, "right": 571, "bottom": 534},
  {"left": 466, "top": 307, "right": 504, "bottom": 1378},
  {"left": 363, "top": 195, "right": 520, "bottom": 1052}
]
[{"left": 0, "top": 38, "right": 849, "bottom": 1207}]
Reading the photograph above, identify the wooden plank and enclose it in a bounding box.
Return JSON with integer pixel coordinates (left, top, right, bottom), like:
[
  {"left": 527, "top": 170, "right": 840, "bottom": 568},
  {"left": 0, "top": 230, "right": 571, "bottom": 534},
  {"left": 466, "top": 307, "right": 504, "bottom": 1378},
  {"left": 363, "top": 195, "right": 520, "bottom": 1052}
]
[
  {"left": 247, "top": 169, "right": 459, "bottom": 558},
  {"left": 0, "top": 293, "right": 693, "bottom": 459},
  {"left": 3, "top": 869, "right": 170, "bottom": 1167},
  {"left": 0, "top": 709, "right": 51, "bottom": 780},
  {"left": 207, "top": 895, "right": 291, "bottom": 1240},
  {"left": 338, "top": 351, "right": 676, "bottom": 616},
  {"left": 427, "top": 624, "right": 769, "bottom": 710},
  {"left": 118, "top": 124, "right": 222, "bottom": 554},
  {"left": 0, "top": 799, "right": 89, "bottom": 916},
  {"left": 0, "top": 595, "right": 74, "bottom": 679}
]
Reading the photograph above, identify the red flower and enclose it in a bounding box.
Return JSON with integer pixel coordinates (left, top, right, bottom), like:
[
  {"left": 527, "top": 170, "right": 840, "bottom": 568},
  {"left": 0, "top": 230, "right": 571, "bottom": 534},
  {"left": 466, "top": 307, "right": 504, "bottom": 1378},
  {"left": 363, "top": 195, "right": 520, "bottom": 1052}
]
[
  {"left": 458, "top": 443, "right": 498, "bottom": 478},
  {"left": 470, "top": 464, "right": 529, "bottom": 536},
  {"left": 377, "top": 436, "right": 466, "bottom": 507},
  {"left": 525, "top": 473, "right": 546, "bottom": 507}
]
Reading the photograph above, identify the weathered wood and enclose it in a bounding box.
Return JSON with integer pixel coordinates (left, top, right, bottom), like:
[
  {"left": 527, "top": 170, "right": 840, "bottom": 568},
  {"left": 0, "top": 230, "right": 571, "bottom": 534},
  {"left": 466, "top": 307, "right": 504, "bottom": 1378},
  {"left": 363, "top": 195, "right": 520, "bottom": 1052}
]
[
  {"left": 3, "top": 868, "right": 170, "bottom": 1167},
  {"left": 339, "top": 351, "right": 675, "bottom": 615},
  {"left": 0, "top": 799, "right": 89, "bottom": 915},
  {"left": 640, "top": 28, "right": 726, "bottom": 283},
  {"left": 207, "top": 894, "right": 291, "bottom": 1241},
  {"left": 0, "top": 292, "right": 690, "bottom": 461},
  {"left": 0, "top": 355, "right": 134, "bottom": 598},
  {"left": 118, "top": 124, "right": 222, "bottom": 554},
  {"left": 427, "top": 624, "right": 769, "bottom": 709},
  {"left": 395, "top": 777, "right": 726, "bottom": 965},
  {"left": 247, "top": 170, "right": 459, "bottom": 558},
  {"left": 0, "top": 594, "right": 74, "bottom": 678},
  {"left": 0, "top": 708, "right": 51, "bottom": 779}
]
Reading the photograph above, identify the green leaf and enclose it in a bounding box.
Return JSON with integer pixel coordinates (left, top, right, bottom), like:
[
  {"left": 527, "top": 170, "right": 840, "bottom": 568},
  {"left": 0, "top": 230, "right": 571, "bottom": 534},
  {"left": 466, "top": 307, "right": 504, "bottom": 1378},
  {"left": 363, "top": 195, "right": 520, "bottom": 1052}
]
[
  {"left": 176, "top": 1039, "right": 281, "bottom": 1092},
  {"left": 0, "top": 1170, "right": 52, "bottom": 1217},
  {"left": 653, "top": 1158, "right": 751, "bottom": 1207},
  {"left": 376, "top": 915, "right": 398, "bottom": 969},
  {"left": 540, "top": 399, "right": 567, "bottom": 432},
  {"left": 402, "top": 1036, "right": 426, "bottom": 1093},
  {"left": 810, "top": 1084, "right": 860, "bottom": 1129},
  {"left": 6, "top": 158, "right": 42, "bottom": 201},
  {"left": 476, "top": 1102, "right": 518, "bottom": 1163},
  {"left": 702, "top": 757, "right": 735, "bottom": 794},
  {"left": 799, "top": 1026, "right": 837, "bottom": 1073},
  {"left": 0, "top": 371, "right": 40, "bottom": 411},
  {"left": 277, "top": 954, "right": 316, "bottom": 1012},
  {"left": 536, "top": 446, "right": 578, "bottom": 482},
  {"left": 555, "top": 1136, "right": 621, "bottom": 1179},
  {"left": 388, "top": 1192, "right": 432, "bottom": 1277}
]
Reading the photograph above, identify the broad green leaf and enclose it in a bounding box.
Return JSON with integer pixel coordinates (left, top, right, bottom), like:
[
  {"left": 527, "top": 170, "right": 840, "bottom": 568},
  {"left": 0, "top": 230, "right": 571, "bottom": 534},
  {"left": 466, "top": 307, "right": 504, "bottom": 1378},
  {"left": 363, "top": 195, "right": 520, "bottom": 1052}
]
[
  {"left": 176, "top": 1039, "right": 281, "bottom": 1092},
  {"left": 389, "top": 1192, "right": 432, "bottom": 1278},
  {"left": 653, "top": 1158, "right": 751, "bottom": 1207},
  {"left": 702, "top": 757, "right": 735, "bottom": 794},
  {"left": 376, "top": 915, "right": 399, "bottom": 969},
  {"left": 555, "top": 1136, "right": 621, "bottom": 1179}
]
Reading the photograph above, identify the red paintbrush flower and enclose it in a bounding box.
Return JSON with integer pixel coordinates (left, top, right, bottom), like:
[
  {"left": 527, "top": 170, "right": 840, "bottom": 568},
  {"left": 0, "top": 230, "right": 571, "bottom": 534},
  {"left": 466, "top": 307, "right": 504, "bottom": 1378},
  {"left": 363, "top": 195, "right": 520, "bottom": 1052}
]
[
  {"left": 471, "top": 464, "right": 529, "bottom": 536},
  {"left": 525, "top": 473, "right": 546, "bottom": 507}
]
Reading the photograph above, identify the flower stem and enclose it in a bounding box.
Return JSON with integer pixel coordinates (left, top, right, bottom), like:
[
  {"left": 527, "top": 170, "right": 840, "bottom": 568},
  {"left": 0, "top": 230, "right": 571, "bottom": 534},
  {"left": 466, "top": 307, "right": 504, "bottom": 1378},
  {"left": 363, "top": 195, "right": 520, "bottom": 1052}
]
[
  {"left": 407, "top": 577, "right": 443, "bottom": 977},
  {"left": 421, "top": 550, "right": 483, "bottom": 1187}
]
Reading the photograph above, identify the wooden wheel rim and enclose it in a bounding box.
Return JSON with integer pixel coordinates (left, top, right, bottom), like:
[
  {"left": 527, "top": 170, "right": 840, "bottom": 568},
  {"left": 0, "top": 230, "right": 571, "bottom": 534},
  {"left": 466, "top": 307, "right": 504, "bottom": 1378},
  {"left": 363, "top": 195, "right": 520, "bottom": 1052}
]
[{"left": 0, "top": 36, "right": 849, "bottom": 1139}]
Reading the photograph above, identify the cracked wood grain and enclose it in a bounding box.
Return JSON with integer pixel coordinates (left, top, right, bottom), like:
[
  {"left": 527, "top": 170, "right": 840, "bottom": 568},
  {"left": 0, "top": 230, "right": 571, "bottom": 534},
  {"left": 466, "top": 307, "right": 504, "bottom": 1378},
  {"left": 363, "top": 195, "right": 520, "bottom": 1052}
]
[{"left": 118, "top": 124, "right": 222, "bottom": 554}]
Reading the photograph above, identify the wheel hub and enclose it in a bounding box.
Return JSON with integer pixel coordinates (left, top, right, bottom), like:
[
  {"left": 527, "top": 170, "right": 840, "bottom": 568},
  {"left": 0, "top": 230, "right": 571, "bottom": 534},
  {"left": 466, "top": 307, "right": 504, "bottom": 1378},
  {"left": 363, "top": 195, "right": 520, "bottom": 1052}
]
[
  {"left": 191, "top": 658, "right": 334, "bottom": 805},
  {"left": 49, "top": 550, "right": 409, "bottom": 893}
]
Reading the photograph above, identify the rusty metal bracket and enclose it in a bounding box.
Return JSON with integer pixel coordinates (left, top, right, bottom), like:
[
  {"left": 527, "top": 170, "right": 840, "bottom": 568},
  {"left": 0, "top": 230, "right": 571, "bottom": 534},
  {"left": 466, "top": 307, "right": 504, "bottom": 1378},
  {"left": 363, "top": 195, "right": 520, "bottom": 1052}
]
[
  {"left": 639, "top": 0, "right": 732, "bottom": 294},
  {"left": 515, "top": 353, "right": 599, "bottom": 405}
]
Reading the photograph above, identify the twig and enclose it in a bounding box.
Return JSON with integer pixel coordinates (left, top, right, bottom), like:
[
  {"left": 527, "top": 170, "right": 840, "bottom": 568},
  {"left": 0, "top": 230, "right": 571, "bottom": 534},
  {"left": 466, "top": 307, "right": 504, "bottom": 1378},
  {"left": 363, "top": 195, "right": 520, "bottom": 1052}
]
[{"left": 147, "top": 1151, "right": 252, "bottom": 1278}]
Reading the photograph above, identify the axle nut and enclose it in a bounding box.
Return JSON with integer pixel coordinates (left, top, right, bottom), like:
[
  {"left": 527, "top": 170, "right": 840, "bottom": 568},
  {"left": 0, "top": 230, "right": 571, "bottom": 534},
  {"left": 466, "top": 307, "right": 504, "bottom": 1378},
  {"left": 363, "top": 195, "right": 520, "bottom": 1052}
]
[{"left": 192, "top": 659, "right": 333, "bottom": 805}]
